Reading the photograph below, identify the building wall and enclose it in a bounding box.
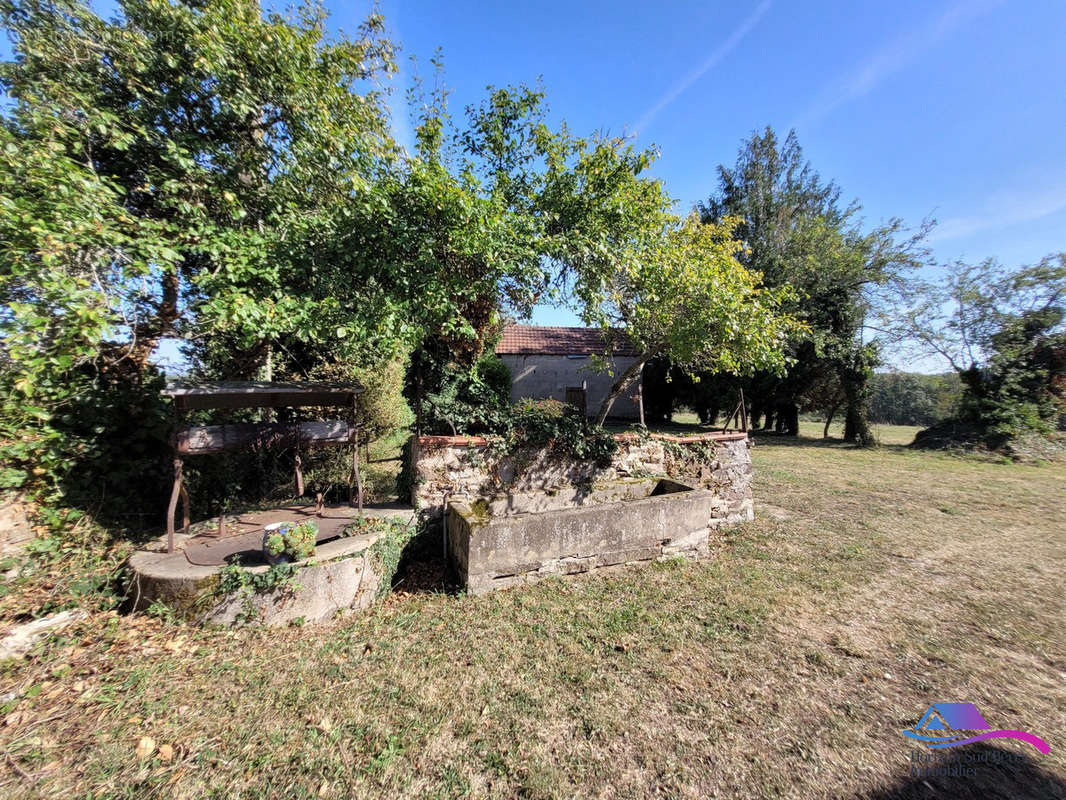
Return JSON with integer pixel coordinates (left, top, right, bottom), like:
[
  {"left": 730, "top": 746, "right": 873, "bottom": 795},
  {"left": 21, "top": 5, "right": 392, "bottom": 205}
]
[{"left": 499, "top": 353, "right": 642, "bottom": 419}]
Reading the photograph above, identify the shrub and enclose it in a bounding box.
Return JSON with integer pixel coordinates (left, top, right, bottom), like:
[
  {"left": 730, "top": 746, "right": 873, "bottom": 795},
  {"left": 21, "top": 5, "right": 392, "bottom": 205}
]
[
  {"left": 351, "top": 354, "right": 415, "bottom": 441},
  {"left": 411, "top": 349, "right": 512, "bottom": 435},
  {"left": 507, "top": 398, "right": 617, "bottom": 466}
]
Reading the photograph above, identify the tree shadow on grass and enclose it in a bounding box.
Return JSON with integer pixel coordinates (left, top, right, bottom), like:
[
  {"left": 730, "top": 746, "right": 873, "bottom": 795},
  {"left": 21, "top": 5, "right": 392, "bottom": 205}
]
[
  {"left": 749, "top": 429, "right": 914, "bottom": 454},
  {"left": 856, "top": 744, "right": 1065, "bottom": 800}
]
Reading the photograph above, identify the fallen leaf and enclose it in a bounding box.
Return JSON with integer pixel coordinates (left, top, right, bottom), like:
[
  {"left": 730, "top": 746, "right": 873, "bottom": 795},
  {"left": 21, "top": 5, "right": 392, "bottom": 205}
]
[
  {"left": 136, "top": 736, "right": 156, "bottom": 760},
  {"left": 158, "top": 744, "right": 174, "bottom": 762}
]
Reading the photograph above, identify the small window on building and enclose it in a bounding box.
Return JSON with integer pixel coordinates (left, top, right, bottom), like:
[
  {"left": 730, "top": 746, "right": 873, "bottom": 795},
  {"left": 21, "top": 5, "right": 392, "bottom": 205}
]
[{"left": 565, "top": 387, "right": 588, "bottom": 417}]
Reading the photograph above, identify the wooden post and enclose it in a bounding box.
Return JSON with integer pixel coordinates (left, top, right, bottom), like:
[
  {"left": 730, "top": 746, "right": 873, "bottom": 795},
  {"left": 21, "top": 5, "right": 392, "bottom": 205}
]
[
  {"left": 350, "top": 395, "right": 363, "bottom": 514},
  {"left": 352, "top": 429, "right": 363, "bottom": 514},
  {"left": 638, "top": 377, "right": 646, "bottom": 429},
  {"left": 739, "top": 387, "right": 748, "bottom": 433}
]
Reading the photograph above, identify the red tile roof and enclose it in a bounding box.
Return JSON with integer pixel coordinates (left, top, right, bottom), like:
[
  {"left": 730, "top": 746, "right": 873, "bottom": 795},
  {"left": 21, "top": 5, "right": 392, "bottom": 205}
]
[{"left": 495, "top": 325, "right": 639, "bottom": 356}]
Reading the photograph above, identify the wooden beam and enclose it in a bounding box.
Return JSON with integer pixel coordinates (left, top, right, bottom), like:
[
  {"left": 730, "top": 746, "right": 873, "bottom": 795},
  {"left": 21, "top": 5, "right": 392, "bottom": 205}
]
[
  {"left": 174, "top": 420, "right": 356, "bottom": 456},
  {"left": 163, "top": 381, "right": 363, "bottom": 411}
]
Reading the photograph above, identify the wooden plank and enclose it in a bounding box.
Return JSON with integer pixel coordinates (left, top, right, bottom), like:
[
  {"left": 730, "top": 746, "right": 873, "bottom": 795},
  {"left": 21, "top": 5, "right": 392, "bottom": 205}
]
[
  {"left": 163, "top": 381, "right": 363, "bottom": 411},
  {"left": 175, "top": 421, "right": 355, "bottom": 456}
]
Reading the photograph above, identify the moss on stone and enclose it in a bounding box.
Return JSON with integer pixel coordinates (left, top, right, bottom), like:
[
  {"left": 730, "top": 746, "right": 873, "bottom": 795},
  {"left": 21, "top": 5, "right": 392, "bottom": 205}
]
[{"left": 469, "top": 498, "right": 492, "bottom": 521}]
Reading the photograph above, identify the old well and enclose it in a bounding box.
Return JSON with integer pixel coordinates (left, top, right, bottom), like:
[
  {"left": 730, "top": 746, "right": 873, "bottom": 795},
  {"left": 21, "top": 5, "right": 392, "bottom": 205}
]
[{"left": 129, "top": 504, "right": 414, "bottom": 626}]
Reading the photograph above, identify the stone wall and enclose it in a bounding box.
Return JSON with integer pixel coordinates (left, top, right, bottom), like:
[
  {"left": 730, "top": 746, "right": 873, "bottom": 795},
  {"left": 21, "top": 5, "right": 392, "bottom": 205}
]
[{"left": 410, "top": 431, "right": 753, "bottom": 528}]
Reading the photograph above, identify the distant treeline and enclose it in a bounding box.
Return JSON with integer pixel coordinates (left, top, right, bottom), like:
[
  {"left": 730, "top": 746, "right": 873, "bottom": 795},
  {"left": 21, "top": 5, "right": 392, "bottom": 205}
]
[{"left": 867, "top": 372, "right": 962, "bottom": 427}]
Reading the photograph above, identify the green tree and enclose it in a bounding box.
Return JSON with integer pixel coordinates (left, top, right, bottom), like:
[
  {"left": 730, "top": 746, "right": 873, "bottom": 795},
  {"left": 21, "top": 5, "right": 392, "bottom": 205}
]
[
  {"left": 699, "top": 127, "right": 927, "bottom": 443},
  {"left": 446, "top": 92, "right": 802, "bottom": 425},
  {"left": 576, "top": 214, "right": 801, "bottom": 424},
  {"left": 0, "top": 0, "right": 402, "bottom": 505},
  {"left": 886, "top": 254, "right": 1066, "bottom": 445},
  {"left": 868, "top": 372, "right": 938, "bottom": 427}
]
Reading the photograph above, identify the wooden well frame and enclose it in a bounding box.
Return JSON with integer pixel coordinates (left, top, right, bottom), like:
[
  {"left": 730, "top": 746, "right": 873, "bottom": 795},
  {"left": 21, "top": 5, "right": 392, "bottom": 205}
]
[{"left": 162, "top": 381, "right": 365, "bottom": 554}]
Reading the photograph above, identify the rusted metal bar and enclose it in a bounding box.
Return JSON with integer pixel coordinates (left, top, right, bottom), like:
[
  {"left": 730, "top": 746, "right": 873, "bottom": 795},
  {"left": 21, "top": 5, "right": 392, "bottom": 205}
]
[
  {"left": 179, "top": 483, "right": 190, "bottom": 536},
  {"left": 165, "top": 458, "right": 184, "bottom": 554},
  {"left": 722, "top": 402, "right": 741, "bottom": 433},
  {"left": 352, "top": 429, "right": 363, "bottom": 514}
]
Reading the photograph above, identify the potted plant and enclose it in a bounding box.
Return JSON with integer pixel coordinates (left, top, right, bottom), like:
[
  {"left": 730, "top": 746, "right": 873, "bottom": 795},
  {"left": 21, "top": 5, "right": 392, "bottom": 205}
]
[{"left": 262, "top": 520, "right": 317, "bottom": 565}]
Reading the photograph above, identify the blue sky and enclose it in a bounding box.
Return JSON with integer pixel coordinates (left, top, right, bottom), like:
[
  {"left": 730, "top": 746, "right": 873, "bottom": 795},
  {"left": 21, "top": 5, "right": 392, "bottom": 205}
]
[
  {"left": 5, "top": 0, "right": 1065, "bottom": 372},
  {"left": 343, "top": 0, "right": 1066, "bottom": 353}
]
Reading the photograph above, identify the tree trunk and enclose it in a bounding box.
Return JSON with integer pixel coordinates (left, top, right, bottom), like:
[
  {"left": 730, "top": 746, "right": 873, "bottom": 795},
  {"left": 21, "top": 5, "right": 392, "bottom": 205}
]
[
  {"left": 128, "top": 268, "right": 180, "bottom": 371},
  {"left": 842, "top": 373, "right": 874, "bottom": 445},
  {"left": 595, "top": 356, "right": 650, "bottom": 426},
  {"left": 750, "top": 398, "right": 764, "bottom": 430},
  {"left": 763, "top": 406, "right": 776, "bottom": 431},
  {"left": 778, "top": 402, "right": 799, "bottom": 436},
  {"left": 706, "top": 404, "right": 719, "bottom": 426},
  {"left": 823, "top": 400, "right": 841, "bottom": 438}
]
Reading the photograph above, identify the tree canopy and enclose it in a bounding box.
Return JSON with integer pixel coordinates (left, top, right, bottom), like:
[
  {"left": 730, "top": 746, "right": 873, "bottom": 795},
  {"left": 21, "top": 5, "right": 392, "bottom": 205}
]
[
  {"left": 1, "top": 0, "right": 801, "bottom": 509},
  {"left": 698, "top": 126, "right": 928, "bottom": 442},
  {"left": 884, "top": 254, "right": 1066, "bottom": 446}
]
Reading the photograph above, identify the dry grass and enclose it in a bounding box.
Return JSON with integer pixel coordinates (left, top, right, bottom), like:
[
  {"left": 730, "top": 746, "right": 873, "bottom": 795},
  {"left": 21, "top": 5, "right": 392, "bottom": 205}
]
[{"left": 0, "top": 427, "right": 1063, "bottom": 798}]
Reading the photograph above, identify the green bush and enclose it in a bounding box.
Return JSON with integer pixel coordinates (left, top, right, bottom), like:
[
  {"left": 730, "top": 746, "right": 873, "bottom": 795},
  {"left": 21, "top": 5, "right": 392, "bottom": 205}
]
[
  {"left": 507, "top": 398, "right": 617, "bottom": 466},
  {"left": 350, "top": 354, "right": 416, "bottom": 441},
  {"left": 410, "top": 348, "right": 512, "bottom": 435},
  {"left": 0, "top": 359, "right": 171, "bottom": 531}
]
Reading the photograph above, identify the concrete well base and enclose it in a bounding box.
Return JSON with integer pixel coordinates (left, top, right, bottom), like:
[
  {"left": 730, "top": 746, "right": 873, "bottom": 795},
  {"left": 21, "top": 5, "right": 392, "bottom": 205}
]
[{"left": 128, "top": 504, "right": 414, "bottom": 626}]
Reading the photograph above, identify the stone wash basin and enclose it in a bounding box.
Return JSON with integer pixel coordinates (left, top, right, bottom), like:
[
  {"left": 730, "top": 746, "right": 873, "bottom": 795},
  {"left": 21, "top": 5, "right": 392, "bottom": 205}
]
[{"left": 446, "top": 478, "right": 727, "bottom": 594}]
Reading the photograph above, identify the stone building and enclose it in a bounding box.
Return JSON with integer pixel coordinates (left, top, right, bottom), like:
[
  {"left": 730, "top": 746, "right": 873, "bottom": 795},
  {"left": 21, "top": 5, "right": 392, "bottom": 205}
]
[{"left": 495, "top": 325, "right": 644, "bottom": 421}]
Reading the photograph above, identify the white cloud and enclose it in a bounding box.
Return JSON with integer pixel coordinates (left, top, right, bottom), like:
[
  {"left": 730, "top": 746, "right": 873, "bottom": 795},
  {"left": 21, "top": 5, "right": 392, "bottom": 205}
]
[
  {"left": 795, "top": 0, "right": 1004, "bottom": 129},
  {"left": 632, "top": 1, "right": 772, "bottom": 135},
  {"left": 929, "top": 184, "right": 1066, "bottom": 242}
]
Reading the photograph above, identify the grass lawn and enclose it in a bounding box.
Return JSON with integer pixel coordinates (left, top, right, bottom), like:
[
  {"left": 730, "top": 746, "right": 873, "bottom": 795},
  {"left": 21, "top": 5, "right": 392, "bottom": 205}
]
[{"left": 1, "top": 428, "right": 1063, "bottom": 798}]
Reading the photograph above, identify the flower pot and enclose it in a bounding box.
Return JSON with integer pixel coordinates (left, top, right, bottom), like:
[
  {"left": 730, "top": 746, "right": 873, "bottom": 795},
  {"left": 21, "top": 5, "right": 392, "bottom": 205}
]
[{"left": 262, "top": 522, "right": 293, "bottom": 565}]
